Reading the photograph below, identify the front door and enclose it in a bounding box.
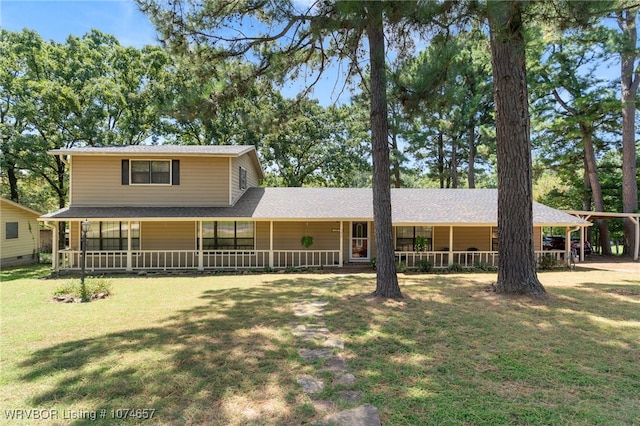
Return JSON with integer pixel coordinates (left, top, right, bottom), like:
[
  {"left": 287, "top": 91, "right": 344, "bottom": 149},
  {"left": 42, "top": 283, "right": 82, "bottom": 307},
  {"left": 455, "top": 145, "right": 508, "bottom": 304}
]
[{"left": 351, "top": 221, "right": 369, "bottom": 260}]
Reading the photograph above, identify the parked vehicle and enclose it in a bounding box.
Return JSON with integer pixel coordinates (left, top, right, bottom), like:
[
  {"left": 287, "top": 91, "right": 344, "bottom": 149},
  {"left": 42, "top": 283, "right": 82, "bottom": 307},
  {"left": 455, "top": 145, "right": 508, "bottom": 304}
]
[
  {"left": 571, "top": 239, "right": 592, "bottom": 256},
  {"left": 542, "top": 236, "right": 591, "bottom": 256},
  {"left": 543, "top": 236, "right": 566, "bottom": 251}
]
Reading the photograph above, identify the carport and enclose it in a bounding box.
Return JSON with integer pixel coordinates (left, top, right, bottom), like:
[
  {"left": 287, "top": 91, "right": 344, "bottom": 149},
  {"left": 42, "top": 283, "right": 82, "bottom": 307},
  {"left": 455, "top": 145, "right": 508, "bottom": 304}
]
[{"left": 564, "top": 211, "right": 640, "bottom": 261}]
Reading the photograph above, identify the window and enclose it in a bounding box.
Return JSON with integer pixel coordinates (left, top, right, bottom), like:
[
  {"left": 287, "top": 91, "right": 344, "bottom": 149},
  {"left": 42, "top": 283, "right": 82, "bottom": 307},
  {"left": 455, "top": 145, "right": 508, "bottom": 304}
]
[
  {"left": 122, "top": 159, "right": 179, "bottom": 185},
  {"left": 395, "top": 226, "right": 432, "bottom": 251},
  {"left": 239, "top": 167, "right": 247, "bottom": 190},
  {"left": 492, "top": 227, "right": 498, "bottom": 251},
  {"left": 200, "top": 221, "right": 254, "bottom": 249},
  {"left": 5, "top": 222, "right": 18, "bottom": 239},
  {"left": 131, "top": 160, "right": 170, "bottom": 184},
  {"left": 86, "top": 222, "right": 140, "bottom": 251}
]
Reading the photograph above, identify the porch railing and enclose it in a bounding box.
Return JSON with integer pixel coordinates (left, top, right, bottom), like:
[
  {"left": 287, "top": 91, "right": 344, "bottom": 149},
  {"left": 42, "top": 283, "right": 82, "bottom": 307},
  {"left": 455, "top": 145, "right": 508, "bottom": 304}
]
[
  {"left": 56, "top": 249, "right": 566, "bottom": 272},
  {"left": 57, "top": 249, "right": 341, "bottom": 271},
  {"left": 395, "top": 250, "right": 565, "bottom": 269}
]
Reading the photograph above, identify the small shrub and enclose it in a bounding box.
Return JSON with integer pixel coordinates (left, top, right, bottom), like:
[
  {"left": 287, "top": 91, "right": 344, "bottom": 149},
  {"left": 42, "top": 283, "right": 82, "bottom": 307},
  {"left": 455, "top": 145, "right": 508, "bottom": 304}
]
[
  {"left": 370, "top": 257, "right": 377, "bottom": 270},
  {"left": 396, "top": 262, "right": 407, "bottom": 273},
  {"left": 473, "top": 261, "right": 497, "bottom": 272},
  {"left": 537, "top": 255, "right": 559, "bottom": 271},
  {"left": 448, "top": 263, "right": 463, "bottom": 272},
  {"left": 417, "top": 259, "right": 433, "bottom": 272},
  {"left": 263, "top": 265, "right": 274, "bottom": 273},
  {"left": 54, "top": 277, "right": 112, "bottom": 301}
]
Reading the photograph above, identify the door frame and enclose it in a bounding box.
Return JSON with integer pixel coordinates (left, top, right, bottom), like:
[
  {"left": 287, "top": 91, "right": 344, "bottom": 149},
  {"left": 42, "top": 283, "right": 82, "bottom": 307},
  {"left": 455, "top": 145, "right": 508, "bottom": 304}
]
[{"left": 350, "top": 221, "right": 370, "bottom": 261}]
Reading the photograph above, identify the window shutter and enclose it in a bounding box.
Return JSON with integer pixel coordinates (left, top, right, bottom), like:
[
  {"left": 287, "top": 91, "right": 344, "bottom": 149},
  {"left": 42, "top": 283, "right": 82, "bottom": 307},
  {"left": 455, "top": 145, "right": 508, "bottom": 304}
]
[
  {"left": 121, "top": 160, "right": 129, "bottom": 185},
  {"left": 172, "top": 160, "right": 180, "bottom": 185}
]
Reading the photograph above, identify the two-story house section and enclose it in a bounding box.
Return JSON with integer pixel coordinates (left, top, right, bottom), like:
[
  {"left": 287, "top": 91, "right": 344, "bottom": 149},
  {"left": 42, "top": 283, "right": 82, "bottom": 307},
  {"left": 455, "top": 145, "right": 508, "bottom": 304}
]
[{"left": 40, "top": 144, "right": 590, "bottom": 272}]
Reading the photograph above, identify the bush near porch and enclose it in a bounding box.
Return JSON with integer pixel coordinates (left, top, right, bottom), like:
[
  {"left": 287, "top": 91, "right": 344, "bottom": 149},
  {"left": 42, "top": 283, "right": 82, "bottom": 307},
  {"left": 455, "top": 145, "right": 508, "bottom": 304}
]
[{"left": 1, "top": 265, "right": 639, "bottom": 425}]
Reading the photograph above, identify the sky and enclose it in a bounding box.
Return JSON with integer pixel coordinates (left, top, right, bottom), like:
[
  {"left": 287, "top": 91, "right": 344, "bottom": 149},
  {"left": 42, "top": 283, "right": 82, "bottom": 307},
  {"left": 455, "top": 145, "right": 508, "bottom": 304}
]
[
  {"left": 0, "top": 0, "right": 349, "bottom": 104},
  {"left": 1, "top": 0, "right": 158, "bottom": 48}
]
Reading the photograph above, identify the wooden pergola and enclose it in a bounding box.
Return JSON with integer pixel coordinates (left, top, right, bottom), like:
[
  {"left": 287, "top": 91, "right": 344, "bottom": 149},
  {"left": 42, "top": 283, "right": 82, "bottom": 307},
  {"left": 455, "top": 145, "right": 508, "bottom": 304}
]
[{"left": 564, "top": 211, "right": 640, "bottom": 261}]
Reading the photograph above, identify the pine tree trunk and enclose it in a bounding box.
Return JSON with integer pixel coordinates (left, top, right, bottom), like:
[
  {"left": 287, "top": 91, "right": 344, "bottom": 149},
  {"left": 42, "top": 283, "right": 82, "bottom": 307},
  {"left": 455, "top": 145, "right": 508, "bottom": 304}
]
[
  {"left": 468, "top": 117, "right": 476, "bottom": 188},
  {"left": 438, "top": 131, "right": 445, "bottom": 188},
  {"left": 618, "top": 10, "right": 640, "bottom": 257},
  {"left": 581, "top": 124, "right": 611, "bottom": 255},
  {"left": 451, "top": 137, "right": 459, "bottom": 188},
  {"left": 366, "top": 2, "right": 401, "bottom": 298},
  {"left": 391, "top": 132, "right": 402, "bottom": 188},
  {"left": 488, "top": 1, "right": 545, "bottom": 297}
]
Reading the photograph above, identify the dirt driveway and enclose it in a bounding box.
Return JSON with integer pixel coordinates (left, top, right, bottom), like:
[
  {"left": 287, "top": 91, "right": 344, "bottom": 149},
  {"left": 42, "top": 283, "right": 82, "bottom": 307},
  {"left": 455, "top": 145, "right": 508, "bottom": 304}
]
[{"left": 576, "top": 255, "right": 640, "bottom": 274}]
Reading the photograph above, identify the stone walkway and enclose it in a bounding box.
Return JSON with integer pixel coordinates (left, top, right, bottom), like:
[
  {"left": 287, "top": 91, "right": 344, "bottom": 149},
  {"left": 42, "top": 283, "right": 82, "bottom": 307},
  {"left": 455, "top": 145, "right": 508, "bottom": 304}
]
[{"left": 293, "top": 281, "right": 381, "bottom": 426}]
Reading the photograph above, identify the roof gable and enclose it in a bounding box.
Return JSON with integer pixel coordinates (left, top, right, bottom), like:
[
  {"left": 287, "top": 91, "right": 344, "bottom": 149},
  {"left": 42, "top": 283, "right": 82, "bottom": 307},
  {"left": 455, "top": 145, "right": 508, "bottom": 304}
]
[{"left": 1, "top": 198, "right": 42, "bottom": 217}]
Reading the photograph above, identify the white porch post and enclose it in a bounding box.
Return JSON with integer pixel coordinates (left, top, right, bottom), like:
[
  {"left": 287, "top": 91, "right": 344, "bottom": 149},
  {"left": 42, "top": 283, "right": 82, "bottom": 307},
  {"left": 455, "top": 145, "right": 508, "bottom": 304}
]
[
  {"left": 633, "top": 216, "right": 639, "bottom": 261},
  {"left": 269, "top": 221, "right": 274, "bottom": 268},
  {"left": 198, "top": 220, "right": 204, "bottom": 271},
  {"left": 448, "top": 226, "right": 454, "bottom": 266},
  {"left": 580, "top": 226, "right": 585, "bottom": 262},
  {"left": 51, "top": 223, "right": 59, "bottom": 272},
  {"left": 126, "top": 220, "right": 132, "bottom": 271},
  {"left": 565, "top": 229, "right": 571, "bottom": 265},
  {"left": 339, "top": 221, "right": 343, "bottom": 267}
]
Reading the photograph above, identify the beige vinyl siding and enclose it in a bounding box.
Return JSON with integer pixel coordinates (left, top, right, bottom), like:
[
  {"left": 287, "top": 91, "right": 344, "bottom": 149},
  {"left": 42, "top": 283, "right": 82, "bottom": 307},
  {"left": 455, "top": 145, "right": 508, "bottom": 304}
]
[
  {"left": 256, "top": 221, "right": 271, "bottom": 250},
  {"left": 0, "top": 203, "right": 40, "bottom": 266},
  {"left": 70, "top": 222, "right": 79, "bottom": 250},
  {"left": 271, "top": 221, "right": 342, "bottom": 250},
  {"left": 230, "top": 153, "right": 260, "bottom": 205},
  {"left": 432, "top": 226, "right": 495, "bottom": 251},
  {"left": 71, "top": 155, "right": 230, "bottom": 207},
  {"left": 142, "top": 222, "right": 196, "bottom": 250},
  {"left": 452, "top": 226, "right": 491, "bottom": 251},
  {"left": 433, "top": 226, "right": 451, "bottom": 251},
  {"left": 534, "top": 227, "right": 542, "bottom": 250}
]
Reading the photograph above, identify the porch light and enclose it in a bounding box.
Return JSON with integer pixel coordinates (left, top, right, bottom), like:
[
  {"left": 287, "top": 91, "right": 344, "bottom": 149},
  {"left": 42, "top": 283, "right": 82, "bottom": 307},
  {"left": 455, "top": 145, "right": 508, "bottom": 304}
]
[{"left": 80, "top": 220, "right": 90, "bottom": 302}]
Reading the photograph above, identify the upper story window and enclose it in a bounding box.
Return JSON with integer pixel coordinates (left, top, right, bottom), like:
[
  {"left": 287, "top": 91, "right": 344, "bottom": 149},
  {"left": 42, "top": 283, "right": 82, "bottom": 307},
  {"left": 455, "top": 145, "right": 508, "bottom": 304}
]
[
  {"left": 132, "top": 160, "right": 170, "bottom": 184},
  {"left": 122, "top": 159, "right": 180, "bottom": 186}
]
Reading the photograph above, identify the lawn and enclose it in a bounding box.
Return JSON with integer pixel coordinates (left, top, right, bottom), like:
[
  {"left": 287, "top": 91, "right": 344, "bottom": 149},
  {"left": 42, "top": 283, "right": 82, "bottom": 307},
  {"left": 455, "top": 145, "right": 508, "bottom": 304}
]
[{"left": 1, "top": 265, "right": 639, "bottom": 425}]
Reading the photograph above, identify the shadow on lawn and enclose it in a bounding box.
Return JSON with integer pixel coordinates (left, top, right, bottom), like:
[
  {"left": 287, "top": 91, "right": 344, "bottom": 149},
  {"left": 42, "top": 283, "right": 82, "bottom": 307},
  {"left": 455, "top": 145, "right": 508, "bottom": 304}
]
[
  {"left": 17, "top": 273, "right": 640, "bottom": 425},
  {"left": 0, "top": 263, "right": 50, "bottom": 282},
  {"left": 320, "top": 275, "right": 640, "bottom": 424},
  {"left": 18, "top": 277, "right": 340, "bottom": 425}
]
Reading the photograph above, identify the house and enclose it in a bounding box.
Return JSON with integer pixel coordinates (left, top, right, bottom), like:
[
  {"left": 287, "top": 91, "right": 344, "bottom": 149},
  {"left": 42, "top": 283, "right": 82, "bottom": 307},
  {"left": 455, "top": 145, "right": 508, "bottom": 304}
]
[
  {"left": 1, "top": 197, "right": 42, "bottom": 267},
  {"left": 39, "top": 145, "right": 590, "bottom": 272}
]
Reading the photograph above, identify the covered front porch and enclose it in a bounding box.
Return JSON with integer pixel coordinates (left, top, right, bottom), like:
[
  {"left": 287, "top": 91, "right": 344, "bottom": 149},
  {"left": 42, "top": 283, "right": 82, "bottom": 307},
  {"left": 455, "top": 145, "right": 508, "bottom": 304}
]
[{"left": 43, "top": 218, "right": 568, "bottom": 272}]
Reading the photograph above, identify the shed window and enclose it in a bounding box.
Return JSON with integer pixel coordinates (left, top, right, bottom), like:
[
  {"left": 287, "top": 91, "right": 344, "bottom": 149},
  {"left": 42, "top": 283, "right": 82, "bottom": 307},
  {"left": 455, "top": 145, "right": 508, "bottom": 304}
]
[{"left": 5, "top": 222, "right": 18, "bottom": 239}]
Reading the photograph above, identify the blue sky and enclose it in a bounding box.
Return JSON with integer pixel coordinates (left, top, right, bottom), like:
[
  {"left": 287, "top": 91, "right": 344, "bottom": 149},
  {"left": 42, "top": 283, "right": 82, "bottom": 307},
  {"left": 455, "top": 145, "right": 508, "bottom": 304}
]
[{"left": 1, "top": 0, "right": 158, "bottom": 47}]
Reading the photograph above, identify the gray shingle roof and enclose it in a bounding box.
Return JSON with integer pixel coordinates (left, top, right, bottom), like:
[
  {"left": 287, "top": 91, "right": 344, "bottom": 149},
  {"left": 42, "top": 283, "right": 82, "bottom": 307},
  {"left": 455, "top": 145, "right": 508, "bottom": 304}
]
[
  {"left": 40, "top": 188, "right": 588, "bottom": 226},
  {"left": 48, "top": 145, "right": 256, "bottom": 156}
]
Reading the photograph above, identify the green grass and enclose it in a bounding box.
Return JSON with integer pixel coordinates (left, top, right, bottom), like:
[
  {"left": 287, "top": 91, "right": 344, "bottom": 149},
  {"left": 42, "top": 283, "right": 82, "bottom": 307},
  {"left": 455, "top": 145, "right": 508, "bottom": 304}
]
[{"left": 1, "top": 265, "right": 640, "bottom": 425}]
